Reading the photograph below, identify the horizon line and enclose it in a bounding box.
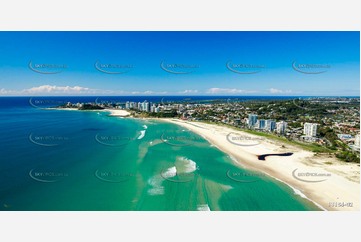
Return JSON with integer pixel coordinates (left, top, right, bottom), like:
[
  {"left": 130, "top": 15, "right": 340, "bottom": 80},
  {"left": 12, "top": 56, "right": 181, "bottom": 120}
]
[{"left": 1, "top": 95, "right": 360, "bottom": 98}]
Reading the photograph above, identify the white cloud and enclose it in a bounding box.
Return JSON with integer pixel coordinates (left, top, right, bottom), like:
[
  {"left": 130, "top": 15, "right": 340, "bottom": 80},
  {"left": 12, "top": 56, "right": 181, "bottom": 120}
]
[
  {"left": 178, "top": 89, "right": 199, "bottom": 94},
  {"left": 207, "top": 88, "right": 256, "bottom": 94},
  {"left": 25, "top": 85, "right": 93, "bottom": 94},
  {"left": 269, "top": 88, "right": 292, "bottom": 94},
  {"left": 130, "top": 90, "right": 168, "bottom": 95},
  {"left": 0, "top": 88, "right": 14, "bottom": 95},
  {"left": 0, "top": 85, "right": 106, "bottom": 96},
  {"left": 0, "top": 88, "right": 23, "bottom": 95},
  {"left": 0, "top": 85, "right": 170, "bottom": 96}
]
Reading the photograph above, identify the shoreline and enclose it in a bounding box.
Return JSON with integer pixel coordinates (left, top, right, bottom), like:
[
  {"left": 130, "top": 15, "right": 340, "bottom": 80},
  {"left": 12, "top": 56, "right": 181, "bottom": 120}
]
[
  {"left": 46, "top": 108, "right": 360, "bottom": 211},
  {"left": 159, "top": 118, "right": 360, "bottom": 211},
  {"left": 47, "top": 107, "right": 131, "bottom": 117}
]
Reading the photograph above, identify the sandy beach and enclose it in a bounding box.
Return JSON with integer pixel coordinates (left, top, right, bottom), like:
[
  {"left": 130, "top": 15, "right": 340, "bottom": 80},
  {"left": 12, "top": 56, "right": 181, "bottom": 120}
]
[
  {"left": 104, "top": 109, "right": 131, "bottom": 117},
  {"left": 162, "top": 119, "right": 360, "bottom": 211},
  {"left": 49, "top": 107, "right": 131, "bottom": 117}
]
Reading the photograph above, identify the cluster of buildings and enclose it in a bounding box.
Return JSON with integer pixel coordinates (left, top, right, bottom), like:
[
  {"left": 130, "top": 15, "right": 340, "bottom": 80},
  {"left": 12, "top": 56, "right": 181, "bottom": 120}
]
[
  {"left": 246, "top": 113, "right": 359, "bottom": 149},
  {"left": 247, "top": 114, "right": 287, "bottom": 135},
  {"left": 300, "top": 122, "right": 319, "bottom": 142},
  {"left": 246, "top": 113, "right": 325, "bottom": 143},
  {"left": 338, "top": 133, "right": 360, "bottom": 151},
  {"left": 125, "top": 101, "right": 160, "bottom": 113},
  {"left": 121, "top": 98, "right": 359, "bottom": 152}
]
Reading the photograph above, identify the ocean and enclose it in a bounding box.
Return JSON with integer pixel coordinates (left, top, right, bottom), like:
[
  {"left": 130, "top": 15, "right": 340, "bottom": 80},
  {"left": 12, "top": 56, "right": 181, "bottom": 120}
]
[{"left": 0, "top": 96, "right": 321, "bottom": 211}]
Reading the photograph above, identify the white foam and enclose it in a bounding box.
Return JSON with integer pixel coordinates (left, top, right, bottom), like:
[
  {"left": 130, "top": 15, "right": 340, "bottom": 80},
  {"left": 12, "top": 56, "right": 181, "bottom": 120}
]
[
  {"left": 221, "top": 184, "right": 233, "bottom": 191},
  {"left": 261, "top": 171, "right": 327, "bottom": 211},
  {"left": 210, "top": 142, "right": 220, "bottom": 149},
  {"left": 287, "top": 183, "right": 326, "bottom": 210},
  {"left": 162, "top": 166, "right": 177, "bottom": 178},
  {"left": 147, "top": 175, "right": 164, "bottom": 196},
  {"left": 291, "top": 186, "right": 307, "bottom": 199},
  {"left": 137, "top": 130, "right": 146, "bottom": 140},
  {"left": 228, "top": 155, "right": 239, "bottom": 164},
  {"left": 197, "top": 204, "right": 211, "bottom": 211},
  {"left": 178, "top": 157, "right": 197, "bottom": 173},
  {"left": 147, "top": 167, "right": 178, "bottom": 196},
  {"left": 142, "top": 125, "right": 148, "bottom": 129}
]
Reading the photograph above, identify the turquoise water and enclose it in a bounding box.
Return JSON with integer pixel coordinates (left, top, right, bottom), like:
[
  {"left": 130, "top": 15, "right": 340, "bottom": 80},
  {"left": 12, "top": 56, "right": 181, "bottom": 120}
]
[{"left": 0, "top": 98, "right": 320, "bottom": 211}]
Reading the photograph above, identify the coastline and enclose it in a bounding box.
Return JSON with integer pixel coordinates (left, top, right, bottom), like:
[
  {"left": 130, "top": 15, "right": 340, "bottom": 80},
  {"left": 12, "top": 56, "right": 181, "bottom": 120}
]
[
  {"left": 159, "top": 118, "right": 360, "bottom": 211},
  {"left": 48, "top": 107, "right": 131, "bottom": 117},
  {"left": 46, "top": 108, "right": 359, "bottom": 211}
]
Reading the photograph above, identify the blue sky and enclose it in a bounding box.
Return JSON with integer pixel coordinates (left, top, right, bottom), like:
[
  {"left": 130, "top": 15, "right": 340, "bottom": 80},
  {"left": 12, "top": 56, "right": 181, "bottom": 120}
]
[{"left": 0, "top": 31, "right": 359, "bottom": 96}]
